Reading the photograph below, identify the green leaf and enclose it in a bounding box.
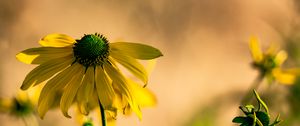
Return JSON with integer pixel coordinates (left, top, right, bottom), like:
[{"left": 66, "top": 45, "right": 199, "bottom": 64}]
[
  {"left": 233, "top": 116, "right": 253, "bottom": 126},
  {"left": 256, "top": 111, "right": 270, "bottom": 126},
  {"left": 233, "top": 116, "right": 248, "bottom": 123},
  {"left": 241, "top": 123, "right": 252, "bottom": 126}
]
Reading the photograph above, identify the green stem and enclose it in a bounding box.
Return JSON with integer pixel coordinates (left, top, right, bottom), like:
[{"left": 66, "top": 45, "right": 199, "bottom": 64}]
[
  {"left": 241, "top": 75, "right": 264, "bottom": 104},
  {"left": 98, "top": 99, "right": 106, "bottom": 126}
]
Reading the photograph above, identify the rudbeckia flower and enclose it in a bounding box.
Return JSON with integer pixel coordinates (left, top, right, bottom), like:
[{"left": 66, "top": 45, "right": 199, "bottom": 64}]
[
  {"left": 0, "top": 90, "right": 38, "bottom": 126},
  {"left": 249, "top": 37, "right": 299, "bottom": 85},
  {"left": 16, "top": 33, "right": 163, "bottom": 120},
  {"left": 73, "top": 77, "right": 156, "bottom": 126},
  {"left": 75, "top": 60, "right": 157, "bottom": 126}
]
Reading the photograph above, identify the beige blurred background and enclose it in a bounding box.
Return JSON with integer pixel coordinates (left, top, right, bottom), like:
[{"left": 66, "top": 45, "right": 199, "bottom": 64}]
[{"left": 1, "top": 0, "right": 300, "bottom": 126}]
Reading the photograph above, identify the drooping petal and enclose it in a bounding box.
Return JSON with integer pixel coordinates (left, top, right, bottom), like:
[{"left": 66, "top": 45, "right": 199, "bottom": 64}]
[
  {"left": 249, "top": 37, "right": 263, "bottom": 63},
  {"left": 77, "top": 66, "right": 95, "bottom": 115},
  {"left": 110, "top": 42, "right": 163, "bottom": 60},
  {"left": 16, "top": 47, "right": 73, "bottom": 64},
  {"left": 110, "top": 82, "right": 129, "bottom": 111},
  {"left": 37, "top": 63, "right": 82, "bottom": 118},
  {"left": 27, "top": 84, "right": 43, "bottom": 105},
  {"left": 21, "top": 55, "right": 73, "bottom": 90},
  {"left": 120, "top": 79, "right": 156, "bottom": 116},
  {"left": 103, "top": 60, "right": 142, "bottom": 120},
  {"left": 146, "top": 59, "right": 157, "bottom": 75},
  {"left": 95, "top": 66, "right": 116, "bottom": 111},
  {"left": 273, "top": 68, "right": 299, "bottom": 85},
  {"left": 60, "top": 63, "right": 85, "bottom": 118},
  {"left": 76, "top": 105, "right": 116, "bottom": 126},
  {"left": 97, "top": 107, "right": 117, "bottom": 126},
  {"left": 143, "top": 59, "right": 157, "bottom": 87},
  {"left": 274, "top": 50, "right": 288, "bottom": 66},
  {"left": 77, "top": 101, "right": 89, "bottom": 116},
  {"left": 127, "top": 79, "right": 157, "bottom": 107},
  {"left": 39, "top": 33, "right": 75, "bottom": 47},
  {"left": 110, "top": 51, "right": 148, "bottom": 84}
]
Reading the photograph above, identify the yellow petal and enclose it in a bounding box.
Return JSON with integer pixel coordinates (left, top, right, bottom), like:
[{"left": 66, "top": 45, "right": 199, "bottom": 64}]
[
  {"left": 110, "top": 51, "right": 148, "bottom": 84},
  {"left": 95, "top": 66, "right": 116, "bottom": 110},
  {"left": 21, "top": 55, "right": 73, "bottom": 90},
  {"left": 75, "top": 110, "right": 88, "bottom": 126},
  {"left": 0, "top": 98, "right": 13, "bottom": 112},
  {"left": 60, "top": 63, "right": 85, "bottom": 118},
  {"left": 105, "top": 110, "right": 117, "bottom": 122},
  {"left": 26, "top": 84, "right": 43, "bottom": 105},
  {"left": 143, "top": 59, "right": 157, "bottom": 87},
  {"left": 127, "top": 79, "right": 157, "bottom": 107},
  {"left": 77, "top": 106, "right": 116, "bottom": 126},
  {"left": 107, "top": 120, "right": 116, "bottom": 126},
  {"left": 94, "top": 107, "right": 117, "bottom": 126},
  {"left": 16, "top": 47, "right": 73, "bottom": 64},
  {"left": 249, "top": 37, "right": 263, "bottom": 62},
  {"left": 38, "top": 63, "right": 82, "bottom": 119},
  {"left": 104, "top": 60, "right": 142, "bottom": 120},
  {"left": 77, "top": 67, "right": 95, "bottom": 115},
  {"left": 274, "top": 50, "right": 288, "bottom": 66},
  {"left": 39, "top": 33, "right": 75, "bottom": 47},
  {"left": 111, "top": 87, "right": 128, "bottom": 110},
  {"left": 16, "top": 90, "right": 30, "bottom": 102},
  {"left": 77, "top": 99, "right": 89, "bottom": 115},
  {"left": 146, "top": 59, "right": 157, "bottom": 75},
  {"left": 121, "top": 79, "right": 156, "bottom": 116},
  {"left": 272, "top": 68, "right": 297, "bottom": 85},
  {"left": 110, "top": 42, "right": 163, "bottom": 60}
]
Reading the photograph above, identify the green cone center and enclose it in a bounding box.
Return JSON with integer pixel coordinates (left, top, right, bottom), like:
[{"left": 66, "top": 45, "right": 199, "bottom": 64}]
[
  {"left": 12, "top": 98, "right": 34, "bottom": 117},
  {"left": 73, "top": 33, "right": 109, "bottom": 66},
  {"left": 253, "top": 55, "right": 277, "bottom": 75}
]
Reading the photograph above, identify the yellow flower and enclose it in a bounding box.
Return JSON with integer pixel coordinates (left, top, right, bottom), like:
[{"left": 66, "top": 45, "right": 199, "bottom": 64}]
[
  {"left": 249, "top": 37, "right": 299, "bottom": 85},
  {"left": 0, "top": 90, "right": 39, "bottom": 126},
  {"left": 0, "top": 90, "right": 34, "bottom": 117},
  {"left": 75, "top": 78, "right": 157, "bottom": 126},
  {"left": 75, "top": 60, "right": 157, "bottom": 126},
  {"left": 16, "top": 33, "right": 163, "bottom": 119}
]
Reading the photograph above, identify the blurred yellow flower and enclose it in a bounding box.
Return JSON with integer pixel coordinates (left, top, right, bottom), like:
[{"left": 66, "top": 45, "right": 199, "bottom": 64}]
[
  {"left": 16, "top": 33, "right": 163, "bottom": 120},
  {"left": 249, "top": 37, "right": 299, "bottom": 85},
  {"left": 0, "top": 90, "right": 38, "bottom": 126},
  {"left": 0, "top": 91, "right": 34, "bottom": 117}
]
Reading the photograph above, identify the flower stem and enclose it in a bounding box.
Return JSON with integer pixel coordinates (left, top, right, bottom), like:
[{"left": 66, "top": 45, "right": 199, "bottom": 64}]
[
  {"left": 241, "top": 75, "right": 264, "bottom": 104},
  {"left": 98, "top": 99, "right": 106, "bottom": 126}
]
